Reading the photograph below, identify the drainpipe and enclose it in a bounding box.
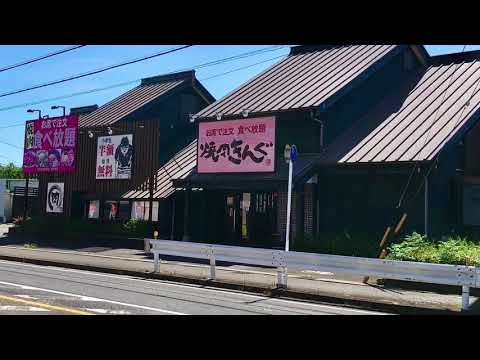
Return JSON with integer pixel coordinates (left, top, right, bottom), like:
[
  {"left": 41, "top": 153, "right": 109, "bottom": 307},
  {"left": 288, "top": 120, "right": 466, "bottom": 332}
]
[{"left": 310, "top": 110, "right": 325, "bottom": 150}]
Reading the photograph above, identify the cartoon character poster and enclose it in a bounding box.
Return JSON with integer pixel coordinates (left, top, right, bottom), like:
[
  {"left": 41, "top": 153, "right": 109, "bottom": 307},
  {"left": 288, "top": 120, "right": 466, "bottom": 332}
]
[
  {"left": 96, "top": 134, "right": 133, "bottom": 179},
  {"left": 23, "top": 115, "right": 78, "bottom": 174},
  {"left": 46, "top": 183, "right": 64, "bottom": 213}
]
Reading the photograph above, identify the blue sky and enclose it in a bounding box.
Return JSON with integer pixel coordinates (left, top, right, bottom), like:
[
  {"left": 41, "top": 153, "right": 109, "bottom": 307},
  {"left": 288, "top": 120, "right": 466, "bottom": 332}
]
[{"left": 0, "top": 44, "right": 476, "bottom": 166}]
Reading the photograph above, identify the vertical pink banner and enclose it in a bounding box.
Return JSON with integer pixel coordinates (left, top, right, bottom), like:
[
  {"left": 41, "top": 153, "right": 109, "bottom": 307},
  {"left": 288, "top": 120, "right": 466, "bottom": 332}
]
[
  {"left": 22, "top": 114, "right": 78, "bottom": 174},
  {"left": 197, "top": 116, "right": 276, "bottom": 173}
]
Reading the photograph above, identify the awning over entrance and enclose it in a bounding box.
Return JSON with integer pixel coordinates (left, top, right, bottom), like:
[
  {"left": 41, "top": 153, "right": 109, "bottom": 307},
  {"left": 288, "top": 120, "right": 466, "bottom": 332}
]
[
  {"left": 122, "top": 140, "right": 197, "bottom": 200},
  {"left": 173, "top": 151, "right": 319, "bottom": 191}
]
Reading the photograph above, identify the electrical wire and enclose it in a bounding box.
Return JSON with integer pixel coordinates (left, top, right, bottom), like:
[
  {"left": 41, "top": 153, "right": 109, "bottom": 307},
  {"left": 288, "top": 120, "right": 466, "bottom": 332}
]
[
  {"left": 200, "top": 54, "right": 286, "bottom": 81},
  {"left": 0, "top": 138, "right": 22, "bottom": 150},
  {"left": 0, "top": 45, "right": 192, "bottom": 99},
  {"left": 0, "top": 47, "right": 289, "bottom": 162},
  {"left": 0, "top": 45, "right": 86, "bottom": 73},
  {"left": 0, "top": 49, "right": 289, "bottom": 118}
]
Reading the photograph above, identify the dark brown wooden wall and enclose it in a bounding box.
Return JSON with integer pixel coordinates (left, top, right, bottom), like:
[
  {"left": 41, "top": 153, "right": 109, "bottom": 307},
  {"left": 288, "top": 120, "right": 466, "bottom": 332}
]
[{"left": 38, "top": 119, "right": 161, "bottom": 219}]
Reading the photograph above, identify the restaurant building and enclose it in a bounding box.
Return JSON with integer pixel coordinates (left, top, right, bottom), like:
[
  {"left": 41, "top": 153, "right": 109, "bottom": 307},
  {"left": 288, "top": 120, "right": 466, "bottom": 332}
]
[
  {"left": 172, "top": 45, "right": 480, "bottom": 248},
  {"left": 37, "top": 70, "right": 215, "bottom": 230},
  {"left": 34, "top": 46, "right": 480, "bottom": 249}
]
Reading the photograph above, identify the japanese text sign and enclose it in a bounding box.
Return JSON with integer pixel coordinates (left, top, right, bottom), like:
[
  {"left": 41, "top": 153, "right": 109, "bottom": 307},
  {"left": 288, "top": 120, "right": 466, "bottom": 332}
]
[
  {"left": 197, "top": 117, "right": 275, "bottom": 173},
  {"left": 23, "top": 115, "right": 78, "bottom": 174},
  {"left": 96, "top": 134, "right": 133, "bottom": 179}
]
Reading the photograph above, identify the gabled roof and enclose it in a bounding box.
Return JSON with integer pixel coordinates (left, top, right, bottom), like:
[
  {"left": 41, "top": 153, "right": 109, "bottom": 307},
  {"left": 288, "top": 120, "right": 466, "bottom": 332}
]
[
  {"left": 195, "top": 45, "right": 406, "bottom": 120},
  {"left": 318, "top": 51, "right": 480, "bottom": 164},
  {"left": 79, "top": 70, "right": 214, "bottom": 128},
  {"left": 122, "top": 140, "right": 197, "bottom": 200}
]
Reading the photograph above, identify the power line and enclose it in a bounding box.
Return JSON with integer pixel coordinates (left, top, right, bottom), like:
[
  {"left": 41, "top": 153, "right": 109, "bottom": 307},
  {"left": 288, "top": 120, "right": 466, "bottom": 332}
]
[
  {"left": 0, "top": 45, "right": 87, "bottom": 73},
  {"left": 0, "top": 45, "right": 192, "bottom": 99},
  {"left": 200, "top": 54, "right": 286, "bottom": 80},
  {"left": 0, "top": 47, "right": 289, "bottom": 117},
  {"left": 0, "top": 138, "right": 22, "bottom": 150}
]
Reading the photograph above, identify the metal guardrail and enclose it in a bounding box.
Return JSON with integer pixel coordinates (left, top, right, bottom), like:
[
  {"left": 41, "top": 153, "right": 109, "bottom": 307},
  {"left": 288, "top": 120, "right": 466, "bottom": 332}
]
[{"left": 148, "top": 239, "right": 480, "bottom": 311}]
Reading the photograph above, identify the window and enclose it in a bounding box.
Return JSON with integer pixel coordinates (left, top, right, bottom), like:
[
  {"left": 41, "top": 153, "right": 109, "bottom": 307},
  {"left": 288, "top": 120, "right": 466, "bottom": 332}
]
[
  {"left": 88, "top": 200, "right": 100, "bottom": 219},
  {"left": 131, "top": 201, "right": 159, "bottom": 221},
  {"left": 119, "top": 201, "right": 130, "bottom": 221},
  {"left": 104, "top": 201, "right": 119, "bottom": 221}
]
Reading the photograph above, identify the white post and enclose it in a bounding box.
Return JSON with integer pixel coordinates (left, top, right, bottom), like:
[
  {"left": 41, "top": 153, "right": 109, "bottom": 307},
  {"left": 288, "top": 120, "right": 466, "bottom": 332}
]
[
  {"left": 462, "top": 285, "right": 470, "bottom": 312},
  {"left": 209, "top": 254, "right": 216, "bottom": 280},
  {"left": 277, "top": 267, "right": 287, "bottom": 288},
  {"left": 424, "top": 175, "right": 428, "bottom": 237},
  {"left": 285, "top": 159, "right": 293, "bottom": 252},
  {"left": 153, "top": 252, "right": 160, "bottom": 273}
]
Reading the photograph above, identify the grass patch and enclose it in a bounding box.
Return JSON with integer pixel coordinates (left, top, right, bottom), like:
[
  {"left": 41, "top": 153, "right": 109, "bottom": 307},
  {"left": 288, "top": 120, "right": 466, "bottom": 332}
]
[{"left": 387, "top": 232, "right": 480, "bottom": 267}]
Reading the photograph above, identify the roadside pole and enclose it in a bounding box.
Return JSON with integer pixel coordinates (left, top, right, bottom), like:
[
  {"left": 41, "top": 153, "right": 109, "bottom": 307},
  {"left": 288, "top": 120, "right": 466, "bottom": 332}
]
[
  {"left": 280, "top": 144, "right": 297, "bottom": 289},
  {"left": 285, "top": 154, "right": 293, "bottom": 252},
  {"left": 284, "top": 144, "right": 297, "bottom": 253}
]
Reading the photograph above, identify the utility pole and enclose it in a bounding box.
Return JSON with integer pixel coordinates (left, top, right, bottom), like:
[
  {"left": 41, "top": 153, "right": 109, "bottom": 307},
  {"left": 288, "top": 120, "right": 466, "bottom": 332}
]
[
  {"left": 284, "top": 144, "right": 297, "bottom": 252},
  {"left": 279, "top": 144, "right": 297, "bottom": 289}
]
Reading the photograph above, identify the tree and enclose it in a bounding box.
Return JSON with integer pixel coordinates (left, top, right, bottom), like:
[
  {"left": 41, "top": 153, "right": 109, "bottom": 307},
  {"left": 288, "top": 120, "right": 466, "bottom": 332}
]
[{"left": 0, "top": 163, "right": 23, "bottom": 179}]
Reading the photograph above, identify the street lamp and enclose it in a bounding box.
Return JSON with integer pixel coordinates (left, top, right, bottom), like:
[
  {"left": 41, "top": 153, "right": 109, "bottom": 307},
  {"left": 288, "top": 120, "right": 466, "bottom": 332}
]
[
  {"left": 27, "top": 109, "right": 41, "bottom": 119},
  {"left": 51, "top": 105, "right": 66, "bottom": 117}
]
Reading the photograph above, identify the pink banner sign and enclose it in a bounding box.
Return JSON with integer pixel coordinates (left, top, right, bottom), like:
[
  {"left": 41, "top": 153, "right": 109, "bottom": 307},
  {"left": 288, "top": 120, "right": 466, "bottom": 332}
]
[
  {"left": 197, "top": 116, "right": 276, "bottom": 173},
  {"left": 22, "top": 115, "right": 78, "bottom": 174}
]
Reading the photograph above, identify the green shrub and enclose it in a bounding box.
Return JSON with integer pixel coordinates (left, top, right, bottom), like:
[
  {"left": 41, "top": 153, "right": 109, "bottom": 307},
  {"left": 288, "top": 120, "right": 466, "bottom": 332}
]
[
  {"left": 122, "top": 219, "right": 152, "bottom": 237},
  {"left": 387, "top": 232, "right": 480, "bottom": 266}
]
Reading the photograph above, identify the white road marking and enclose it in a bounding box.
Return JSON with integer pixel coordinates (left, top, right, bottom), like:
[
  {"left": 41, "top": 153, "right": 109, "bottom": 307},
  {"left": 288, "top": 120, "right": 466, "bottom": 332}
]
[
  {"left": 0, "top": 305, "right": 49, "bottom": 312},
  {"left": 301, "top": 270, "right": 334, "bottom": 275},
  {"left": 0, "top": 260, "right": 384, "bottom": 314},
  {"left": 86, "top": 309, "right": 131, "bottom": 315},
  {"left": 14, "top": 294, "right": 38, "bottom": 300},
  {"left": 0, "top": 280, "right": 186, "bottom": 315}
]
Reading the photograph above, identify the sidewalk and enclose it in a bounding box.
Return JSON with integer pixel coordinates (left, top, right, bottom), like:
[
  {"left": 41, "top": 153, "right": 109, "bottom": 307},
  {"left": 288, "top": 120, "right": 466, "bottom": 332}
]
[{"left": 0, "top": 235, "right": 477, "bottom": 314}]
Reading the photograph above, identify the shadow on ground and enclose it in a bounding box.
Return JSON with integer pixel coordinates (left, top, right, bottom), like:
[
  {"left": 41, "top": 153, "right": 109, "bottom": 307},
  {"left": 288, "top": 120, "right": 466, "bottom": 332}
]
[{"left": 0, "top": 234, "right": 273, "bottom": 269}]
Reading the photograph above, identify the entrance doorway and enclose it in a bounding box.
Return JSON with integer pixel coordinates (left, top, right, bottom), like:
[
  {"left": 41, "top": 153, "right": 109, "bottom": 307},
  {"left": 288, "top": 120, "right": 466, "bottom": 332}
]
[{"left": 224, "top": 192, "right": 279, "bottom": 247}]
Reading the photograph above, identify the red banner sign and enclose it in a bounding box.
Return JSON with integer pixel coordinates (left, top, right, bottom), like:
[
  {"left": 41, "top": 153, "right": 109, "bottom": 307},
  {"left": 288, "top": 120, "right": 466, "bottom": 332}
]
[{"left": 22, "top": 115, "right": 78, "bottom": 174}]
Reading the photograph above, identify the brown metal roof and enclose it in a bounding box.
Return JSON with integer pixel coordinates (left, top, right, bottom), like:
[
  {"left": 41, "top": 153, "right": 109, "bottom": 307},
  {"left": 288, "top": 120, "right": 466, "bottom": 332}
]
[
  {"left": 318, "top": 57, "right": 480, "bottom": 164},
  {"left": 122, "top": 140, "right": 197, "bottom": 200},
  {"left": 78, "top": 71, "right": 199, "bottom": 128},
  {"left": 195, "top": 45, "right": 401, "bottom": 119}
]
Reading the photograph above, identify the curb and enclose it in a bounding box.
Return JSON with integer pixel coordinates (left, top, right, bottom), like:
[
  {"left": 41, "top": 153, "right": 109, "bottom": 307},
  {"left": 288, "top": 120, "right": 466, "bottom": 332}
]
[{"left": 0, "top": 254, "right": 464, "bottom": 315}]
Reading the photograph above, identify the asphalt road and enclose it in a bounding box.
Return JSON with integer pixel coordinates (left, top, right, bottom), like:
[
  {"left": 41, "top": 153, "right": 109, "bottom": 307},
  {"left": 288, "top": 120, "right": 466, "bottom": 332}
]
[{"left": 0, "top": 260, "right": 388, "bottom": 315}]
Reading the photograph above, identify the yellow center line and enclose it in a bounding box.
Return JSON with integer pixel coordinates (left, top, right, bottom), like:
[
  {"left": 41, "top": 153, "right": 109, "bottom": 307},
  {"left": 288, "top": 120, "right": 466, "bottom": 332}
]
[{"left": 0, "top": 294, "right": 94, "bottom": 315}]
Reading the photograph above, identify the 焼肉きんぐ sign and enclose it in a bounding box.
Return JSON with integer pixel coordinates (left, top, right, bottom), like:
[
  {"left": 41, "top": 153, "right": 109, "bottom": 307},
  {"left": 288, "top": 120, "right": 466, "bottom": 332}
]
[
  {"left": 23, "top": 115, "right": 78, "bottom": 174},
  {"left": 197, "top": 116, "right": 276, "bottom": 173}
]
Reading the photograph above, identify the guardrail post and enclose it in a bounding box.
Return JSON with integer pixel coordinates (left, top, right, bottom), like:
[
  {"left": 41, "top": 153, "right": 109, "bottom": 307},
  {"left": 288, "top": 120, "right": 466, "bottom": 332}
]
[
  {"left": 153, "top": 252, "right": 160, "bottom": 274},
  {"left": 277, "top": 267, "right": 287, "bottom": 289},
  {"left": 208, "top": 247, "right": 216, "bottom": 281},
  {"left": 209, "top": 255, "right": 216, "bottom": 281},
  {"left": 462, "top": 285, "right": 470, "bottom": 312}
]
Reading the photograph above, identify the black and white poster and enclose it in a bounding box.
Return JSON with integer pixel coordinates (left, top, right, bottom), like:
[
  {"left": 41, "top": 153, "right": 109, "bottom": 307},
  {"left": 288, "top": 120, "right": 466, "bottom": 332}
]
[
  {"left": 46, "top": 182, "right": 64, "bottom": 213},
  {"left": 96, "top": 134, "right": 133, "bottom": 179}
]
